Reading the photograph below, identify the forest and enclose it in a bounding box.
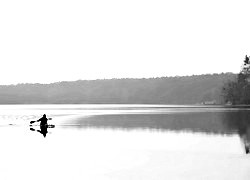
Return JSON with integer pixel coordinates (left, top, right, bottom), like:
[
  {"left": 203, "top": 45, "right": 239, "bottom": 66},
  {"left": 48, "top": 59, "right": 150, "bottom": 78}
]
[
  {"left": 222, "top": 55, "right": 250, "bottom": 105},
  {"left": 0, "top": 73, "right": 236, "bottom": 104}
]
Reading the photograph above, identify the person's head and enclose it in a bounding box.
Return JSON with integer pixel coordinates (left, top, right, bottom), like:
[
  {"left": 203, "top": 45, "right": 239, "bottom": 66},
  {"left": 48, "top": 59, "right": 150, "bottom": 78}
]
[{"left": 43, "top": 114, "right": 46, "bottom": 118}]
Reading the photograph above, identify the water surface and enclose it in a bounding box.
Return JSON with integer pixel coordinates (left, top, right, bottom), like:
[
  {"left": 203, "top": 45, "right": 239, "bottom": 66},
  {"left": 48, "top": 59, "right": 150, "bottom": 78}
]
[{"left": 0, "top": 104, "right": 250, "bottom": 180}]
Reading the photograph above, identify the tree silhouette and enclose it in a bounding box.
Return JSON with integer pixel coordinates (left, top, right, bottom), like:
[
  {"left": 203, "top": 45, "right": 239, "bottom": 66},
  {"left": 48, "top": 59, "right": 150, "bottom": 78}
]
[
  {"left": 244, "top": 55, "right": 249, "bottom": 65},
  {"left": 222, "top": 55, "right": 250, "bottom": 104}
]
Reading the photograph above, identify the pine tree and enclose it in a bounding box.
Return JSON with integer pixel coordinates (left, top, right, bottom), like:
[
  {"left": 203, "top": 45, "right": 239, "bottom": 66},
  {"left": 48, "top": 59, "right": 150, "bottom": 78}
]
[{"left": 222, "top": 55, "right": 250, "bottom": 104}]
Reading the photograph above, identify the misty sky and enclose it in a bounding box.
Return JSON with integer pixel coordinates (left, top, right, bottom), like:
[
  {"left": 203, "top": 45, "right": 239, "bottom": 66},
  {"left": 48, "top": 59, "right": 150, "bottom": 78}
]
[{"left": 0, "top": 0, "right": 250, "bottom": 85}]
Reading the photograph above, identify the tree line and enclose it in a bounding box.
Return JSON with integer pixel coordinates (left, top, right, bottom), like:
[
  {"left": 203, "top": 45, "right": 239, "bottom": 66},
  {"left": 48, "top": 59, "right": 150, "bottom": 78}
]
[
  {"left": 0, "top": 73, "right": 235, "bottom": 104},
  {"left": 222, "top": 55, "right": 250, "bottom": 105}
]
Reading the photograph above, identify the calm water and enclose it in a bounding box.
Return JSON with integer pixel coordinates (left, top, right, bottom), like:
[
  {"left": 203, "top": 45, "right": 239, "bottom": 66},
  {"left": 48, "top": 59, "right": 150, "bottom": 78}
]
[{"left": 0, "top": 104, "right": 250, "bottom": 180}]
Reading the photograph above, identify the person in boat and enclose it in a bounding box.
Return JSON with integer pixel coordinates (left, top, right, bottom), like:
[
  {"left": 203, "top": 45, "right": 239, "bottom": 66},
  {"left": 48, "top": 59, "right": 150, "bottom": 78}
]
[
  {"left": 37, "top": 114, "right": 49, "bottom": 126},
  {"left": 30, "top": 114, "right": 54, "bottom": 138}
]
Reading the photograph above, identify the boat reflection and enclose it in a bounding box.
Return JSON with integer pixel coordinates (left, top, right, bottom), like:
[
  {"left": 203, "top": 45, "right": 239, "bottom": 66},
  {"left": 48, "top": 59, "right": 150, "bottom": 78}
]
[{"left": 30, "top": 125, "right": 55, "bottom": 138}]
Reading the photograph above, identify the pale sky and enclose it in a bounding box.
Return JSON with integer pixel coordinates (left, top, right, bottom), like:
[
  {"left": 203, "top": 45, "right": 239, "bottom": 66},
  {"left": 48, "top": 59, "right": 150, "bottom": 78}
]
[{"left": 0, "top": 0, "right": 250, "bottom": 85}]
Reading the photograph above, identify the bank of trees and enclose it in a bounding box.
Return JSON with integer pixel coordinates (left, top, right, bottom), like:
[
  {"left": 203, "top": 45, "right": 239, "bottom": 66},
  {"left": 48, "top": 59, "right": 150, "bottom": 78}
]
[
  {"left": 223, "top": 55, "right": 250, "bottom": 104},
  {"left": 0, "top": 74, "right": 234, "bottom": 104}
]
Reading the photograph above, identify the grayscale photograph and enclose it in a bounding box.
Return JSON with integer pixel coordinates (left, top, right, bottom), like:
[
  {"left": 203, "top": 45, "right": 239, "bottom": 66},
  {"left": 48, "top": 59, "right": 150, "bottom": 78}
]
[{"left": 0, "top": 0, "right": 250, "bottom": 179}]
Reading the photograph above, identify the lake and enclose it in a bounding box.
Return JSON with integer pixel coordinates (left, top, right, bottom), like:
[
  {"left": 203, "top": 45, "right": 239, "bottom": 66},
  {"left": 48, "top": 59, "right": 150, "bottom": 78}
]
[{"left": 0, "top": 104, "right": 250, "bottom": 180}]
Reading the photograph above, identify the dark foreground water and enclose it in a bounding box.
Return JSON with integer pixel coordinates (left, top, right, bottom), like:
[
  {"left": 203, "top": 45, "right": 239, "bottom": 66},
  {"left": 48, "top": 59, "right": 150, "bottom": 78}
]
[{"left": 0, "top": 104, "right": 250, "bottom": 180}]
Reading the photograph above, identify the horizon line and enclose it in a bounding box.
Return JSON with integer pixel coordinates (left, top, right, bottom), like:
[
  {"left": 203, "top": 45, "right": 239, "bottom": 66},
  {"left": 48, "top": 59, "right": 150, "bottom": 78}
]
[{"left": 1, "top": 72, "right": 236, "bottom": 86}]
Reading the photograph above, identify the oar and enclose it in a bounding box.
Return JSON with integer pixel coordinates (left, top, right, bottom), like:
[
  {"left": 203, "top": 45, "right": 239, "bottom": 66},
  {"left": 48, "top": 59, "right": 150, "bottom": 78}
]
[
  {"left": 30, "top": 118, "right": 52, "bottom": 124},
  {"left": 30, "top": 120, "right": 37, "bottom": 124}
]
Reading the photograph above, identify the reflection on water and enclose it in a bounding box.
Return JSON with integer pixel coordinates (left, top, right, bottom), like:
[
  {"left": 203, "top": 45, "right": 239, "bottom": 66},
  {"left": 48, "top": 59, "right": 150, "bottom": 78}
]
[
  {"left": 30, "top": 126, "right": 48, "bottom": 137},
  {"left": 71, "top": 113, "right": 227, "bottom": 133},
  {"left": 222, "top": 111, "right": 250, "bottom": 154},
  {"left": 1, "top": 105, "right": 250, "bottom": 151},
  {"left": 30, "top": 125, "right": 55, "bottom": 137},
  {"left": 1, "top": 105, "right": 250, "bottom": 148},
  {"left": 58, "top": 109, "right": 250, "bottom": 154},
  {"left": 1, "top": 105, "right": 250, "bottom": 180}
]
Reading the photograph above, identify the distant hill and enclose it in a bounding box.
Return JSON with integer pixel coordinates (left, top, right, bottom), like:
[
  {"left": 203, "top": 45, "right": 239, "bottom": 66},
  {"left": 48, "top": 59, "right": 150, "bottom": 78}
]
[{"left": 0, "top": 73, "right": 236, "bottom": 104}]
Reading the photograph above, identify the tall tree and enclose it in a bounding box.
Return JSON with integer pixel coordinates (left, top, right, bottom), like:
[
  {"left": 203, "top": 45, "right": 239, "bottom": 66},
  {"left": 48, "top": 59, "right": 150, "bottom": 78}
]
[{"left": 223, "top": 55, "right": 250, "bottom": 104}]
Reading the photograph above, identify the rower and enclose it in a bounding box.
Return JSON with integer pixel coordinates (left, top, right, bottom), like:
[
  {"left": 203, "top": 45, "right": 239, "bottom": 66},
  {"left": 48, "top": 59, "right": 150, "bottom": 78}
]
[{"left": 37, "top": 114, "right": 49, "bottom": 126}]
